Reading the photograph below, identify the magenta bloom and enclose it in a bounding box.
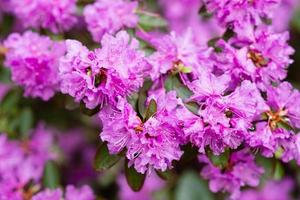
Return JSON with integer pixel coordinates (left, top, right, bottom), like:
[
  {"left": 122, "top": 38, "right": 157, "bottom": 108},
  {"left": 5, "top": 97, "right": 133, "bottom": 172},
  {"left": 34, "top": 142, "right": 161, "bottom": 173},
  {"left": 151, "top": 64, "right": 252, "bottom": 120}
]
[
  {"left": 188, "top": 72, "right": 267, "bottom": 154},
  {"left": 9, "top": 0, "right": 77, "bottom": 33},
  {"left": 213, "top": 27, "right": 294, "bottom": 89},
  {"left": 204, "top": 0, "right": 280, "bottom": 29},
  {"left": 234, "top": 27, "right": 294, "bottom": 87},
  {"left": 84, "top": 0, "right": 138, "bottom": 42},
  {"left": 99, "top": 91, "right": 184, "bottom": 173},
  {"left": 266, "top": 82, "right": 300, "bottom": 129},
  {"left": 4, "top": 31, "right": 65, "bottom": 100},
  {"left": 273, "top": 0, "right": 299, "bottom": 32},
  {"left": 0, "top": 124, "right": 56, "bottom": 199},
  {"left": 32, "top": 185, "right": 95, "bottom": 200},
  {"left": 118, "top": 173, "right": 164, "bottom": 200},
  {"left": 59, "top": 31, "right": 148, "bottom": 109},
  {"left": 158, "top": 0, "right": 224, "bottom": 45},
  {"left": 148, "top": 30, "right": 212, "bottom": 80},
  {"left": 246, "top": 82, "right": 300, "bottom": 158},
  {"left": 240, "top": 178, "right": 294, "bottom": 200},
  {"left": 200, "top": 150, "right": 264, "bottom": 200}
]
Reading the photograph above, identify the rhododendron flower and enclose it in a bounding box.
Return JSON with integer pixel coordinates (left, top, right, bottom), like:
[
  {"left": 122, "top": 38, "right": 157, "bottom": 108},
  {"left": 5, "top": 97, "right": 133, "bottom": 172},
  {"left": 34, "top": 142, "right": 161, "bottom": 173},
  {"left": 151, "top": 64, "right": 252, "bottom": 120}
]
[
  {"left": 204, "top": 0, "right": 280, "bottom": 29},
  {"left": 99, "top": 91, "right": 184, "bottom": 173},
  {"left": 84, "top": 0, "right": 138, "bottom": 42},
  {"left": 212, "top": 27, "right": 294, "bottom": 89},
  {"left": 240, "top": 178, "right": 294, "bottom": 200},
  {"left": 9, "top": 0, "right": 77, "bottom": 33},
  {"left": 4, "top": 31, "right": 64, "bottom": 100},
  {"left": 246, "top": 82, "right": 300, "bottom": 157},
  {"left": 187, "top": 72, "right": 267, "bottom": 154},
  {"left": 59, "top": 31, "right": 149, "bottom": 109},
  {"left": 0, "top": 124, "right": 56, "bottom": 199},
  {"left": 148, "top": 30, "right": 212, "bottom": 80},
  {"left": 200, "top": 150, "right": 264, "bottom": 199},
  {"left": 32, "top": 185, "right": 95, "bottom": 200}
]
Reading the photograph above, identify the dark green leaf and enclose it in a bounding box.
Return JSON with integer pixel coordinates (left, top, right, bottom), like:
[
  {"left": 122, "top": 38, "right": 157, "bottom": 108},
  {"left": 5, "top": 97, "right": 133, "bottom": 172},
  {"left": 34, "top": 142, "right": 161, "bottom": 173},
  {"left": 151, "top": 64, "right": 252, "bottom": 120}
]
[
  {"left": 0, "top": 66, "right": 11, "bottom": 83},
  {"left": 223, "top": 28, "right": 235, "bottom": 41},
  {"left": 138, "top": 79, "right": 153, "bottom": 118},
  {"left": 207, "top": 149, "right": 230, "bottom": 168},
  {"left": 175, "top": 171, "right": 214, "bottom": 200},
  {"left": 164, "top": 74, "right": 193, "bottom": 100},
  {"left": 80, "top": 101, "right": 100, "bottom": 116},
  {"left": 138, "top": 14, "right": 167, "bottom": 31},
  {"left": 155, "top": 169, "right": 176, "bottom": 181},
  {"left": 198, "top": 5, "right": 213, "bottom": 19},
  {"left": 273, "top": 160, "right": 284, "bottom": 180},
  {"left": 19, "top": 108, "right": 34, "bottom": 137},
  {"left": 125, "top": 160, "right": 146, "bottom": 192},
  {"left": 184, "top": 102, "right": 199, "bottom": 115},
  {"left": 93, "top": 144, "right": 121, "bottom": 171},
  {"left": 127, "top": 93, "right": 139, "bottom": 110},
  {"left": 43, "top": 160, "right": 60, "bottom": 189},
  {"left": 144, "top": 99, "right": 157, "bottom": 122}
]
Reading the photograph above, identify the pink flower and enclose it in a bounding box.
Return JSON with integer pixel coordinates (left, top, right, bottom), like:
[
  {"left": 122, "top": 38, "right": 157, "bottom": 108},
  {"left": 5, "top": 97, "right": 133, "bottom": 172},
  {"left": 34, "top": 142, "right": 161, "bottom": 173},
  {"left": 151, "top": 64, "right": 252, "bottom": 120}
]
[
  {"left": 84, "top": 0, "right": 138, "bottom": 42},
  {"left": 59, "top": 31, "right": 149, "bottom": 109},
  {"left": 10, "top": 0, "right": 77, "bottom": 33},
  {"left": 200, "top": 149, "right": 264, "bottom": 199},
  {"left": 99, "top": 91, "right": 184, "bottom": 173},
  {"left": 4, "top": 31, "right": 65, "bottom": 100},
  {"left": 32, "top": 185, "right": 95, "bottom": 200}
]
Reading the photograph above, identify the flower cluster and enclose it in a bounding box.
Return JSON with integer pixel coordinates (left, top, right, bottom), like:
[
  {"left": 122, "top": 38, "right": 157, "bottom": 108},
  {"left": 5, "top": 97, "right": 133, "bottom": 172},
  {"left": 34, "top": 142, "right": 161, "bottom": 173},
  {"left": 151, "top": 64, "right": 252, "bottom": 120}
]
[
  {"left": 0, "top": 0, "right": 300, "bottom": 199},
  {"left": 199, "top": 150, "right": 264, "bottom": 199},
  {"left": 100, "top": 91, "right": 184, "bottom": 173},
  {"left": 0, "top": 124, "right": 56, "bottom": 199},
  {"left": 84, "top": 0, "right": 138, "bottom": 42},
  {"left": 8, "top": 0, "right": 77, "bottom": 33},
  {"left": 32, "top": 185, "right": 94, "bottom": 200},
  {"left": 4, "top": 31, "right": 64, "bottom": 100},
  {"left": 60, "top": 30, "right": 149, "bottom": 109}
]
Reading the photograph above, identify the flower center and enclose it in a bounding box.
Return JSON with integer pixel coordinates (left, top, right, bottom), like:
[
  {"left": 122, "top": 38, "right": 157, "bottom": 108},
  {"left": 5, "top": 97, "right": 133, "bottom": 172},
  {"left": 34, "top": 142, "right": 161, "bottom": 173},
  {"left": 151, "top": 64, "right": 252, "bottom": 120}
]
[
  {"left": 22, "top": 184, "right": 40, "bottom": 200},
  {"left": 0, "top": 45, "right": 8, "bottom": 55},
  {"left": 134, "top": 124, "right": 144, "bottom": 132},
  {"left": 247, "top": 50, "right": 269, "bottom": 68},
  {"left": 94, "top": 69, "right": 107, "bottom": 87},
  {"left": 266, "top": 109, "right": 288, "bottom": 130},
  {"left": 86, "top": 67, "right": 107, "bottom": 87}
]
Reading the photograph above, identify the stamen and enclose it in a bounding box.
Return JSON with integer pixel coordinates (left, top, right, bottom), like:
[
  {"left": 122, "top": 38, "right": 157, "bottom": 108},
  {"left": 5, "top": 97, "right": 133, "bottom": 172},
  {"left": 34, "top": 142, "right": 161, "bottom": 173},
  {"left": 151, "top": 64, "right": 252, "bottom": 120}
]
[{"left": 247, "top": 50, "right": 269, "bottom": 68}]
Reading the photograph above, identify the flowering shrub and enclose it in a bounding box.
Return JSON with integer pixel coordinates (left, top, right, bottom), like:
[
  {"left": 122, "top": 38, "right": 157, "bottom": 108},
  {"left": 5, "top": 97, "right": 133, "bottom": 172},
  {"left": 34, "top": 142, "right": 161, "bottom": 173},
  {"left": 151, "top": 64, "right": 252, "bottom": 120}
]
[{"left": 0, "top": 0, "right": 300, "bottom": 199}]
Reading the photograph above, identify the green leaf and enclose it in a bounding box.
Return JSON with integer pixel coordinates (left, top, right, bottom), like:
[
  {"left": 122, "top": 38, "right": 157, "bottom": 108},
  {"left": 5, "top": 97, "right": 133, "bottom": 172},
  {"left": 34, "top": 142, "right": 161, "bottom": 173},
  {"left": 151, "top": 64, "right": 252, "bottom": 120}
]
[
  {"left": 207, "top": 149, "right": 230, "bottom": 168},
  {"left": 164, "top": 75, "right": 193, "bottom": 100},
  {"left": 138, "top": 79, "right": 153, "bottom": 118},
  {"left": 43, "top": 160, "right": 60, "bottom": 189},
  {"left": 198, "top": 5, "right": 213, "bottom": 19},
  {"left": 175, "top": 171, "right": 214, "bottom": 200},
  {"left": 180, "top": 66, "right": 192, "bottom": 73},
  {"left": 292, "top": 9, "right": 300, "bottom": 32},
  {"left": 19, "top": 108, "right": 34, "bottom": 137},
  {"left": 273, "top": 160, "right": 284, "bottom": 180},
  {"left": 125, "top": 160, "right": 146, "bottom": 192},
  {"left": 127, "top": 92, "right": 139, "bottom": 110},
  {"left": 80, "top": 101, "right": 100, "bottom": 116},
  {"left": 0, "top": 66, "right": 11, "bottom": 83},
  {"left": 184, "top": 102, "right": 199, "bottom": 115},
  {"left": 93, "top": 144, "right": 121, "bottom": 171},
  {"left": 138, "top": 14, "right": 167, "bottom": 31},
  {"left": 144, "top": 99, "right": 157, "bottom": 122},
  {"left": 155, "top": 169, "right": 176, "bottom": 181},
  {"left": 0, "top": 89, "right": 20, "bottom": 113}
]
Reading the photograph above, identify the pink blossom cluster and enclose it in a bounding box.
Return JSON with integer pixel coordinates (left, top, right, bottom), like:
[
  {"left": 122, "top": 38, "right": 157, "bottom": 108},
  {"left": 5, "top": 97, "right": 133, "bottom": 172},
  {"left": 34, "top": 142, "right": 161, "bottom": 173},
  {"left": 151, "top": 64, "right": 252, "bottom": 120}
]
[{"left": 0, "top": 0, "right": 299, "bottom": 199}]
